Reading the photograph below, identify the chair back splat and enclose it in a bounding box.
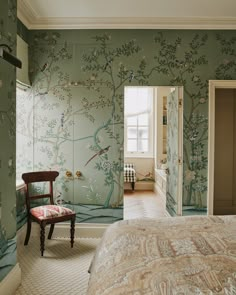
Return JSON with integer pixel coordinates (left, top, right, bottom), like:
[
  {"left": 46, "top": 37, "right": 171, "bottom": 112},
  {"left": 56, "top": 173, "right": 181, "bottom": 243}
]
[
  {"left": 22, "top": 171, "right": 59, "bottom": 209},
  {"left": 22, "top": 171, "right": 76, "bottom": 256}
]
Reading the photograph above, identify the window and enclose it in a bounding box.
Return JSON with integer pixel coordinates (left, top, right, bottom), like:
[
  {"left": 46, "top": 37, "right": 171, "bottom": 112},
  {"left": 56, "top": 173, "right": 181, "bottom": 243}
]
[{"left": 124, "top": 87, "right": 154, "bottom": 157}]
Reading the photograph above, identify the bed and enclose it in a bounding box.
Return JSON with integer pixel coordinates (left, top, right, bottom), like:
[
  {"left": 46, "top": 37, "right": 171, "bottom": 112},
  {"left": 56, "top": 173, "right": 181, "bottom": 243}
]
[{"left": 87, "top": 215, "right": 236, "bottom": 294}]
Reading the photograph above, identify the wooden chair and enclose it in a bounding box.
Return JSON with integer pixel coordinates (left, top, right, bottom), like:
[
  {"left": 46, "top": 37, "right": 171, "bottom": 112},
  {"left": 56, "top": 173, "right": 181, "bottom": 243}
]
[{"left": 22, "top": 171, "right": 76, "bottom": 256}]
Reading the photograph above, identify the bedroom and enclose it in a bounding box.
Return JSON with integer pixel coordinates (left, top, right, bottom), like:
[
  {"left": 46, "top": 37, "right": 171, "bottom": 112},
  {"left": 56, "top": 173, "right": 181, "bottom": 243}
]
[{"left": 1, "top": 0, "right": 236, "bottom": 294}]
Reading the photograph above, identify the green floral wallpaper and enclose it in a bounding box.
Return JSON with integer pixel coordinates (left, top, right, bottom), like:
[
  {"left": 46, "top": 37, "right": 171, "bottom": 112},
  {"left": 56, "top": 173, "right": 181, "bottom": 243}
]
[
  {"left": 16, "top": 186, "right": 27, "bottom": 230},
  {"left": 16, "top": 29, "right": 236, "bottom": 225},
  {"left": 166, "top": 89, "right": 179, "bottom": 216},
  {"left": 0, "top": 0, "right": 17, "bottom": 282}
]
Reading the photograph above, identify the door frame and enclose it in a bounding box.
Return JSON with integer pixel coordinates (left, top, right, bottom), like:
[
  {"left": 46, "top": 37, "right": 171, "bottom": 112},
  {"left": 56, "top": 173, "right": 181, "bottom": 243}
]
[
  {"left": 177, "top": 86, "right": 183, "bottom": 215},
  {"left": 208, "top": 80, "right": 236, "bottom": 215}
]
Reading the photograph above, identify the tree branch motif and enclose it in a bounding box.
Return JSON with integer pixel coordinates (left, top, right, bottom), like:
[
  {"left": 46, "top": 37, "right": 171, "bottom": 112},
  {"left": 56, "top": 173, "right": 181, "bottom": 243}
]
[
  {"left": 22, "top": 32, "right": 150, "bottom": 209},
  {"left": 154, "top": 33, "right": 208, "bottom": 209},
  {"left": 215, "top": 34, "right": 236, "bottom": 79},
  {"left": 80, "top": 33, "right": 151, "bottom": 207}
]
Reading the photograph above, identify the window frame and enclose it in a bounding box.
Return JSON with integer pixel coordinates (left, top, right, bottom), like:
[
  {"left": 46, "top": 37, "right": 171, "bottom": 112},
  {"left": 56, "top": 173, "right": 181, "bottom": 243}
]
[{"left": 124, "top": 87, "right": 154, "bottom": 158}]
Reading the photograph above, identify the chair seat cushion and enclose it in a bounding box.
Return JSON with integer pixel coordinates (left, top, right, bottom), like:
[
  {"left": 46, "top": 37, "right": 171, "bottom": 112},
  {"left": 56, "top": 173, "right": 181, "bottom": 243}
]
[
  {"left": 30, "top": 205, "right": 74, "bottom": 220},
  {"left": 124, "top": 167, "right": 136, "bottom": 183},
  {"left": 124, "top": 167, "right": 135, "bottom": 174}
]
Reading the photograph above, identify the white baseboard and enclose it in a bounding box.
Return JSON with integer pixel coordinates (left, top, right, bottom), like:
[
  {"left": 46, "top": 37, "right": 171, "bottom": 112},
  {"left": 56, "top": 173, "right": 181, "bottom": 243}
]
[
  {"left": 0, "top": 263, "right": 21, "bottom": 295},
  {"left": 17, "top": 222, "right": 109, "bottom": 241},
  {"left": 154, "top": 183, "right": 159, "bottom": 197},
  {"left": 124, "top": 182, "right": 154, "bottom": 191},
  {"left": 154, "top": 183, "right": 170, "bottom": 217}
]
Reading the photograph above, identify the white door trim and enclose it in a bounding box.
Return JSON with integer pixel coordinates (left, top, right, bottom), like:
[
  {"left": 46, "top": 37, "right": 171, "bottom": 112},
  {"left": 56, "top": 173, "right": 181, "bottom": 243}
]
[
  {"left": 208, "top": 80, "right": 236, "bottom": 215},
  {"left": 177, "top": 86, "right": 183, "bottom": 216}
]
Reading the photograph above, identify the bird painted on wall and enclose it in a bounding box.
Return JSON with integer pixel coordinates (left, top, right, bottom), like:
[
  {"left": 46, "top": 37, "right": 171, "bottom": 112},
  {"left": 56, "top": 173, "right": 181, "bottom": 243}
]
[
  {"left": 103, "top": 58, "right": 113, "bottom": 71},
  {"left": 85, "top": 145, "right": 111, "bottom": 166},
  {"left": 129, "top": 70, "right": 135, "bottom": 82}
]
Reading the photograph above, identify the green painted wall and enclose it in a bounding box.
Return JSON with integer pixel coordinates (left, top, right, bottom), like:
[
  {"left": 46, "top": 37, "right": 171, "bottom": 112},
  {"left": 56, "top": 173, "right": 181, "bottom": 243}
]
[
  {"left": 16, "top": 29, "right": 236, "bottom": 224},
  {"left": 0, "top": 0, "right": 17, "bottom": 282}
]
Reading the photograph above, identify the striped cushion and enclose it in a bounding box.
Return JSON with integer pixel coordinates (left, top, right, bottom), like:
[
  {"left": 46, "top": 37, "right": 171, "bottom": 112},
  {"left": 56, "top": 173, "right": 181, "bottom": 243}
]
[{"left": 30, "top": 205, "right": 73, "bottom": 220}]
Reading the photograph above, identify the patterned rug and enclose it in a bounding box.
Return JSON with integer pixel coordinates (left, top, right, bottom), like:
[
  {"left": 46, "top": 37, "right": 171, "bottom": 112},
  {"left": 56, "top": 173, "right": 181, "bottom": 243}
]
[{"left": 15, "top": 236, "right": 100, "bottom": 295}]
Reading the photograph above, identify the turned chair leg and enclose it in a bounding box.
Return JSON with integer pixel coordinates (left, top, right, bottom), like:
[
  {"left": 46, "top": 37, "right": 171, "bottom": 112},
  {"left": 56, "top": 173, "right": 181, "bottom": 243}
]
[
  {"left": 48, "top": 224, "right": 55, "bottom": 239},
  {"left": 24, "top": 218, "right": 32, "bottom": 246},
  {"left": 70, "top": 217, "right": 75, "bottom": 248},
  {"left": 40, "top": 222, "right": 46, "bottom": 256},
  {"left": 131, "top": 182, "right": 135, "bottom": 191}
]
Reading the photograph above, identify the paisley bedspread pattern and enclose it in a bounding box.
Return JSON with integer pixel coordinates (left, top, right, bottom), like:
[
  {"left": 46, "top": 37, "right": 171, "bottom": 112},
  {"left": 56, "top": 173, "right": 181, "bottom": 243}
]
[{"left": 88, "top": 216, "right": 236, "bottom": 294}]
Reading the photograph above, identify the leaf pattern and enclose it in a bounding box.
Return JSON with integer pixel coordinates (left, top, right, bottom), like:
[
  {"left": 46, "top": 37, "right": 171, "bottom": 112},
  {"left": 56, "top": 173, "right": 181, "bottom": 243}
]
[
  {"left": 0, "top": 7, "right": 236, "bottom": 282},
  {"left": 15, "top": 29, "right": 236, "bottom": 226}
]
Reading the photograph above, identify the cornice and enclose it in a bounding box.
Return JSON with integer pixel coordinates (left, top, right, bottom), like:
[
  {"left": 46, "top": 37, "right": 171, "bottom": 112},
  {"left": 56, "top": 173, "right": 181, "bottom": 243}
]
[
  {"left": 17, "top": 0, "right": 236, "bottom": 30},
  {"left": 17, "top": 0, "right": 38, "bottom": 28}
]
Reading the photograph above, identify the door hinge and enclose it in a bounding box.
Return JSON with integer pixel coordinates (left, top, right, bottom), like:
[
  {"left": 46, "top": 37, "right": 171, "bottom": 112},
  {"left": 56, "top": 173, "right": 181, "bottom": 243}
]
[
  {"left": 179, "top": 99, "right": 183, "bottom": 107},
  {"left": 178, "top": 158, "right": 182, "bottom": 165}
]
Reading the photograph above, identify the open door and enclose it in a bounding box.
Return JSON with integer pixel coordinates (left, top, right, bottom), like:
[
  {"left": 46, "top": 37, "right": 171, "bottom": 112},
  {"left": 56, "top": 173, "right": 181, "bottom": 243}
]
[{"left": 166, "top": 87, "right": 183, "bottom": 216}]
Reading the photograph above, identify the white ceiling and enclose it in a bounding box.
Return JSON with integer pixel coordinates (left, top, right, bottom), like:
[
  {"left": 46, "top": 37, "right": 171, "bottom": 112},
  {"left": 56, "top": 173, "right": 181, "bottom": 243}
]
[{"left": 18, "top": 0, "right": 236, "bottom": 29}]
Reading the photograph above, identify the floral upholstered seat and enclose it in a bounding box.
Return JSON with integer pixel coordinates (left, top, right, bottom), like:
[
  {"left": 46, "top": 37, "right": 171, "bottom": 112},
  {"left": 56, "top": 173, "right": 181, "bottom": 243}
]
[{"left": 30, "top": 205, "right": 74, "bottom": 220}]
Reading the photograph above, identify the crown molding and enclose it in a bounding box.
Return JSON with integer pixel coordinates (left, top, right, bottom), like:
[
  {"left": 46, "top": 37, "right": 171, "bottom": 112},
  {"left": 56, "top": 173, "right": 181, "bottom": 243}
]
[
  {"left": 17, "top": 0, "right": 236, "bottom": 30},
  {"left": 18, "top": 16, "right": 236, "bottom": 30},
  {"left": 17, "top": 0, "right": 38, "bottom": 29}
]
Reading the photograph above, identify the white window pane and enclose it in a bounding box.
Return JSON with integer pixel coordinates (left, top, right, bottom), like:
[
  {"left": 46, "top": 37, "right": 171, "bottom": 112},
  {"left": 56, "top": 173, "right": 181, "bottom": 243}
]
[
  {"left": 125, "top": 87, "right": 152, "bottom": 116},
  {"left": 138, "top": 139, "right": 148, "bottom": 152},
  {"left": 138, "top": 113, "right": 148, "bottom": 125},
  {"left": 125, "top": 87, "right": 153, "bottom": 156},
  {"left": 127, "top": 116, "right": 137, "bottom": 125},
  {"left": 127, "top": 127, "right": 137, "bottom": 139},
  {"left": 127, "top": 140, "right": 137, "bottom": 152},
  {"left": 138, "top": 127, "right": 148, "bottom": 139}
]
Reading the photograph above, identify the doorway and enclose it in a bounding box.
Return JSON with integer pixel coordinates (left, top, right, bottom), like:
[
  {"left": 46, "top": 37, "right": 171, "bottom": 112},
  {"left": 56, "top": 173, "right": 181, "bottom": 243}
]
[
  {"left": 124, "top": 86, "right": 183, "bottom": 217},
  {"left": 208, "top": 80, "right": 236, "bottom": 215}
]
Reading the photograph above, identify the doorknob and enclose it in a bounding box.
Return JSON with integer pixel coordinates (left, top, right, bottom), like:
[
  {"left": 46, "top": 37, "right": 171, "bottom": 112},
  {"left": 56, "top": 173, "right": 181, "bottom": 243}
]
[
  {"left": 65, "top": 170, "right": 73, "bottom": 178},
  {"left": 76, "top": 170, "right": 82, "bottom": 178}
]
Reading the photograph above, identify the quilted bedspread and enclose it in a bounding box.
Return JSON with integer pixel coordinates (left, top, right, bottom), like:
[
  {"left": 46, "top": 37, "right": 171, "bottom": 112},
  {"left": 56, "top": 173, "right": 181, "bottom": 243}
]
[{"left": 87, "top": 215, "right": 236, "bottom": 295}]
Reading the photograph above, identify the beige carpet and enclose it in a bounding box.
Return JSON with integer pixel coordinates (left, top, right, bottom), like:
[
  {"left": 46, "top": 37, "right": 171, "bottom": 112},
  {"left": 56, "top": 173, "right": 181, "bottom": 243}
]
[
  {"left": 15, "top": 236, "right": 100, "bottom": 295},
  {"left": 15, "top": 191, "right": 165, "bottom": 294}
]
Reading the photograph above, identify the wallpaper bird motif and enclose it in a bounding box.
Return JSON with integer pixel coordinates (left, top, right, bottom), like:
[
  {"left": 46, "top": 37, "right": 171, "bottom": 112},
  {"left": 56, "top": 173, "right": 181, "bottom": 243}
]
[
  {"left": 84, "top": 145, "right": 111, "bottom": 167},
  {"left": 15, "top": 28, "right": 236, "bottom": 226}
]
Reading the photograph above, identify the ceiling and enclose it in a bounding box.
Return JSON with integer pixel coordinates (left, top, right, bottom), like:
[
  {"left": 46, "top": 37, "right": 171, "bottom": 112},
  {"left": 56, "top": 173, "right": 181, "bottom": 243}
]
[{"left": 18, "top": 0, "right": 236, "bottom": 29}]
